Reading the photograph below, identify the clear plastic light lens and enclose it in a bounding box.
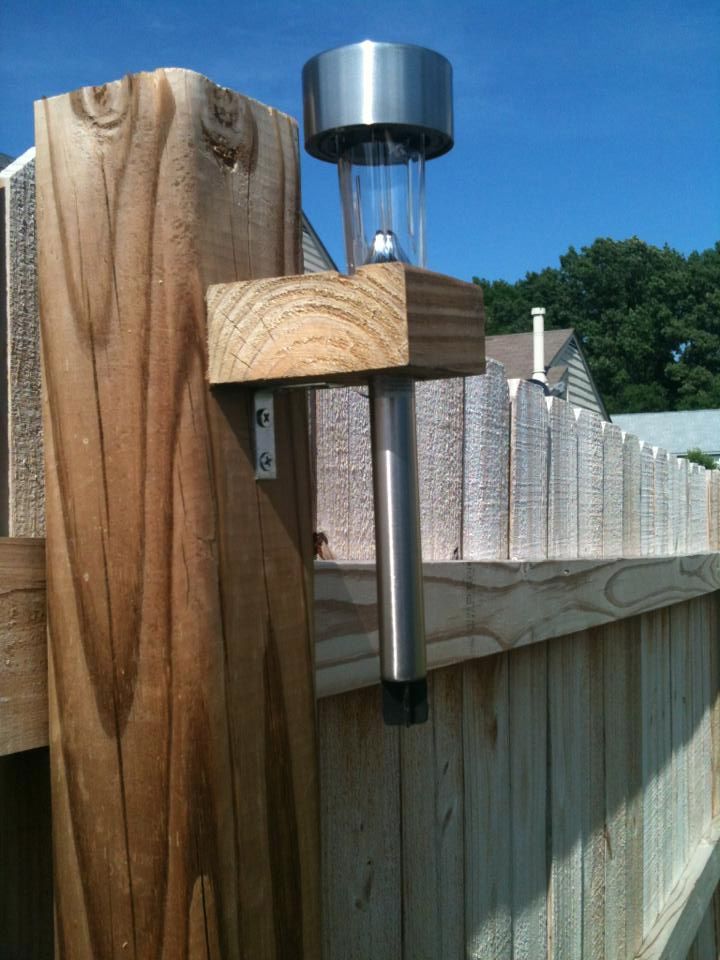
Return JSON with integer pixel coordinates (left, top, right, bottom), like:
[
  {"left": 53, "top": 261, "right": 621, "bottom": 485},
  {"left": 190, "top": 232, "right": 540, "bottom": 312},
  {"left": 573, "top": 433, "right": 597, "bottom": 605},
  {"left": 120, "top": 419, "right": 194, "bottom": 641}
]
[{"left": 337, "top": 132, "right": 426, "bottom": 274}]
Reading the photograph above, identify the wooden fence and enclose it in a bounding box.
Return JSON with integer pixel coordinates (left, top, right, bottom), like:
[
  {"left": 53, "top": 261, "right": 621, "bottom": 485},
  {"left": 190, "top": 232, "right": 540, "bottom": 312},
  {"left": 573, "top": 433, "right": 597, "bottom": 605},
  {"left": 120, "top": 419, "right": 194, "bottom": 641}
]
[
  {"left": 314, "top": 375, "right": 720, "bottom": 959},
  {"left": 2, "top": 85, "right": 720, "bottom": 959}
]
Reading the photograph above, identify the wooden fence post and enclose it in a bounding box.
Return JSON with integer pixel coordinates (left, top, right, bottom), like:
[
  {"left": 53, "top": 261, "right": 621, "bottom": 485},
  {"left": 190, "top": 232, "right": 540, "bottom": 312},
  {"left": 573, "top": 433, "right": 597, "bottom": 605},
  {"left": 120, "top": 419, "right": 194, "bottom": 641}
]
[{"left": 35, "top": 69, "right": 319, "bottom": 958}]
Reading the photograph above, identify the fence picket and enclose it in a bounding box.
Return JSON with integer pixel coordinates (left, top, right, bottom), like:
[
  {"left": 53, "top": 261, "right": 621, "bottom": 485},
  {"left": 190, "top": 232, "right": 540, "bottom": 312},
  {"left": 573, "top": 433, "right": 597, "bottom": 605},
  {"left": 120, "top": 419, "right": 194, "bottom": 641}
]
[
  {"left": 417, "top": 379, "right": 465, "bottom": 560},
  {"left": 639, "top": 441, "right": 656, "bottom": 556},
  {"left": 547, "top": 397, "right": 578, "bottom": 559},
  {"left": 576, "top": 409, "right": 604, "bottom": 558},
  {"left": 602, "top": 421, "right": 624, "bottom": 557},
  {"left": 653, "top": 448, "right": 670, "bottom": 556},
  {"left": 509, "top": 381, "right": 548, "bottom": 560},
  {"left": 623, "top": 433, "right": 642, "bottom": 558},
  {"left": 462, "top": 360, "right": 510, "bottom": 560}
]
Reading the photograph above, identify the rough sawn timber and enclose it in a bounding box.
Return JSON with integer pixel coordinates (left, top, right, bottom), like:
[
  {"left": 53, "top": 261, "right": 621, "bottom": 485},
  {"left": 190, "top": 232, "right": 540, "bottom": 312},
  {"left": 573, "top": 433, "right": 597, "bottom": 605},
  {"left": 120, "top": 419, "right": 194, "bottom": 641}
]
[
  {"left": 207, "top": 262, "right": 485, "bottom": 385},
  {"left": 0, "top": 149, "right": 44, "bottom": 538},
  {"left": 314, "top": 553, "right": 720, "bottom": 696},
  {"left": 635, "top": 816, "right": 720, "bottom": 960},
  {"left": 0, "top": 537, "right": 46, "bottom": 755},
  {"left": 35, "top": 69, "right": 319, "bottom": 959}
]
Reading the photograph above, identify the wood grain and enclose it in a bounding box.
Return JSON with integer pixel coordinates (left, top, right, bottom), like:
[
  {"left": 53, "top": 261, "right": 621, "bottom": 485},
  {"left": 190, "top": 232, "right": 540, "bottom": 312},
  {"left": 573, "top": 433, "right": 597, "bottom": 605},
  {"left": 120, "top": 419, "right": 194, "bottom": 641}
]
[
  {"left": 602, "top": 420, "right": 623, "bottom": 557},
  {"left": 689, "top": 464, "right": 709, "bottom": 553},
  {"left": 207, "top": 263, "right": 485, "bottom": 385},
  {"left": 640, "top": 441, "right": 656, "bottom": 556},
  {"left": 623, "top": 432, "right": 641, "bottom": 557},
  {"left": 508, "top": 644, "right": 547, "bottom": 960},
  {"left": 319, "top": 684, "right": 401, "bottom": 959},
  {"left": 416, "top": 378, "right": 464, "bottom": 560},
  {"left": 399, "top": 667, "right": 464, "bottom": 959},
  {"left": 314, "top": 385, "right": 375, "bottom": 560},
  {"left": 4, "top": 549, "right": 719, "bottom": 735},
  {"left": 708, "top": 471, "right": 720, "bottom": 551},
  {"left": 464, "top": 653, "right": 512, "bottom": 959},
  {"left": 36, "top": 69, "right": 319, "bottom": 959},
  {"left": 653, "top": 449, "right": 670, "bottom": 556},
  {"left": 509, "top": 380, "right": 548, "bottom": 560},
  {"left": 635, "top": 817, "right": 720, "bottom": 960},
  {"left": 602, "top": 615, "right": 643, "bottom": 959},
  {"left": 314, "top": 554, "right": 720, "bottom": 697},
  {"left": 0, "top": 149, "right": 44, "bottom": 537},
  {"left": 463, "top": 360, "right": 509, "bottom": 560},
  {"left": 548, "top": 630, "right": 606, "bottom": 959},
  {"left": 547, "top": 396, "right": 578, "bottom": 560},
  {"left": 673, "top": 457, "right": 689, "bottom": 555},
  {"left": 576, "top": 408, "right": 604, "bottom": 558},
  {"left": 0, "top": 538, "right": 46, "bottom": 755},
  {"left": 641, "top": 608, "right": 672, "bottom": 934}
]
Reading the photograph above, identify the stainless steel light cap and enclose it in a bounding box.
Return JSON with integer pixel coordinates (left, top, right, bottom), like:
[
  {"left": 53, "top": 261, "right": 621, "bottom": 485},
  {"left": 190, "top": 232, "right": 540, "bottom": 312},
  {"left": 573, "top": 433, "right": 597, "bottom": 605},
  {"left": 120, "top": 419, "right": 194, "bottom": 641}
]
[{"left": 302, "top": 40, "right": 453, "bottom": 162}]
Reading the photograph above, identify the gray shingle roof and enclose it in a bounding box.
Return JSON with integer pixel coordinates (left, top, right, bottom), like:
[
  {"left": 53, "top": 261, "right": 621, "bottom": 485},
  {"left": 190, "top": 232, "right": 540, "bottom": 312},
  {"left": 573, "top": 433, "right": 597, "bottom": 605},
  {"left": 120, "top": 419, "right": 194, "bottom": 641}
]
[
  {"left": 484, "top": 328, "right": 575, "bottom": 379},
  {"left": 612, "top": 409, "right": 720, "bottom": 457}
]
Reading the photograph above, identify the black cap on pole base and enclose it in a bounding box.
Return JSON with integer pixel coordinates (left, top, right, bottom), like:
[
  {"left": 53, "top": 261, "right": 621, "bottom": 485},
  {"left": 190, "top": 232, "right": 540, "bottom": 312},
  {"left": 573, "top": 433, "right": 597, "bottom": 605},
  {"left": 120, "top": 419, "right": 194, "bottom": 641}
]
[{"left": 382, "top": 678, "right": 429, "bottom": 726}]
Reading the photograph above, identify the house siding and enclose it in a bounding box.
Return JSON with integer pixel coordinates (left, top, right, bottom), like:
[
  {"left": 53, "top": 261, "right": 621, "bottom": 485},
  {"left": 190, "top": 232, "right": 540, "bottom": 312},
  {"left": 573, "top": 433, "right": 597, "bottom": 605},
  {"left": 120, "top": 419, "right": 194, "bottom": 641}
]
[
  {"left": 552, "top": 337, "right": 607, "bottom": 419},
  {"left": 302, "top": 215, "right": 337, "bottom": 273}
]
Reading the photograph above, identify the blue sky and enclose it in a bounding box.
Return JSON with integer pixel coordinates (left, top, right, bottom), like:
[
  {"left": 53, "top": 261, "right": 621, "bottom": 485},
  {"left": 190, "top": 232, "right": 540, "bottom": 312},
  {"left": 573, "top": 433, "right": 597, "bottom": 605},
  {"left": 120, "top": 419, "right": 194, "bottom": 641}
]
[{"left": 1, "top": 0, "right": 718, "bottom": 282}]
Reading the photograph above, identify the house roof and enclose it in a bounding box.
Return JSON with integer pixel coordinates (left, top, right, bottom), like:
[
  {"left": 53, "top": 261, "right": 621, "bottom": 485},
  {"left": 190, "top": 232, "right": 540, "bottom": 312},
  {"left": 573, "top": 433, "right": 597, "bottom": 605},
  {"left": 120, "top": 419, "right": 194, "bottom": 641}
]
[
  {"left": 611, "top": 409, "right": 720, "bottom": 457},
  {"left": 485, "top": 328, "right": 575, "bottom": 379}
]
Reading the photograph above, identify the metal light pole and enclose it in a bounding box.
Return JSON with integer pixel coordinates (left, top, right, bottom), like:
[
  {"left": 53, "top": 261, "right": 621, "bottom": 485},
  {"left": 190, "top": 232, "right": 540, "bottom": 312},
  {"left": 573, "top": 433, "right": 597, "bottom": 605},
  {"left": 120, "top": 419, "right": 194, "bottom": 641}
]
[{"left": 303, "top": 41, "right": 454, "bottom": 724}]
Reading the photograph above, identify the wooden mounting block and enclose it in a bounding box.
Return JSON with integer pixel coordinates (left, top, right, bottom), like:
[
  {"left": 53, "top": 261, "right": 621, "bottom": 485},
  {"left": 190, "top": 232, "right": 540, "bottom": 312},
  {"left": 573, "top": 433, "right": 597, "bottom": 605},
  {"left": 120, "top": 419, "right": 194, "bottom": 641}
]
[{"left": 207, "top": 262, "right": 485, "bottom": 386}]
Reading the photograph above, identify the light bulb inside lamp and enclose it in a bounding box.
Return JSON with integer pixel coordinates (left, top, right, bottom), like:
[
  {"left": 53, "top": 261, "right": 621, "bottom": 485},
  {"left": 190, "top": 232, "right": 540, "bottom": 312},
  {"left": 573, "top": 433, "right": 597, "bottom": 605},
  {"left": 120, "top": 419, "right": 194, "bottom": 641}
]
[{"left": 337, "top": 132, "right": 426, "bottom": 273}]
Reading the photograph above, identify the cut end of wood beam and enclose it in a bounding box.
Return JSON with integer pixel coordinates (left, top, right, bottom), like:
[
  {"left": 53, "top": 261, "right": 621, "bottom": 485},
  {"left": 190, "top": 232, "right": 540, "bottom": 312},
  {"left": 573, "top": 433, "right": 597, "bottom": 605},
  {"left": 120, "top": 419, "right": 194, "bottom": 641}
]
[{"left": 206, "top": 263, "right": 485, "bottom": 386}]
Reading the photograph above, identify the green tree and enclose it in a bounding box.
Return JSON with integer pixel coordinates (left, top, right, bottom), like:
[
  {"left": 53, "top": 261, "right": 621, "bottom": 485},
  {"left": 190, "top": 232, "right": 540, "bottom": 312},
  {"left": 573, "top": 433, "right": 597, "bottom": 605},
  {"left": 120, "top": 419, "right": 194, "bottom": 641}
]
[
  {"left": 474, "top": 238, "right": 720, "bottom": 414},
  {"left": 686, "top": 448, "right": 718, "bottom": 470}
]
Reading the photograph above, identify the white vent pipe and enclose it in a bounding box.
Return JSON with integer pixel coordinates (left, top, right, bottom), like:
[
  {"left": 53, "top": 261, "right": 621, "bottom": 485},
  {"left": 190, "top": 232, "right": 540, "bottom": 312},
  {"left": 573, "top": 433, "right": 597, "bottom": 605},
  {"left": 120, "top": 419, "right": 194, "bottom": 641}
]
[{"left": 531, "top": 306, "right": 547, "bottom": 384}]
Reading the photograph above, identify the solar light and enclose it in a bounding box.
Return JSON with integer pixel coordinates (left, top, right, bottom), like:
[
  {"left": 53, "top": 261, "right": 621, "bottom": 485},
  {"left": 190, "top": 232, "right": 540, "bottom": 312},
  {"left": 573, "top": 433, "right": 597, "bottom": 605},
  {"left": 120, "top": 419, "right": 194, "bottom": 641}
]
[{"left": 303, "top": 41, "right": 454, "bottom": 725}]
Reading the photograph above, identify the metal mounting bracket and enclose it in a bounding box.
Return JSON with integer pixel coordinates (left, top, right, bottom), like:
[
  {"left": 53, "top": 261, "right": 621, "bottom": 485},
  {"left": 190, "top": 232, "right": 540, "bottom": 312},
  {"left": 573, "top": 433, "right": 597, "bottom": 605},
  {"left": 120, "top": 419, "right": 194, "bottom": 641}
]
[{"left": 253, "top": 390, "right": 277, "bottom": 479}]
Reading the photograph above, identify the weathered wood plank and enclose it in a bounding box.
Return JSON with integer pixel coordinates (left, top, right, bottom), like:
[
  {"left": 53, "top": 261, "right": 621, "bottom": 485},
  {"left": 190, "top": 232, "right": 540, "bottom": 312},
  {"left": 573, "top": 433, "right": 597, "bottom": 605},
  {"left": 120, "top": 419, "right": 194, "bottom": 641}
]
[
  {"left": 669, "top": 602, "right": 692, "bottom": 892},
  {"left": 0, "top": 538, "right": 46, "bottom": 755},
  {"left": 584, "top": 629, "right": 606, "bottom": 959},
  {"left": 319, "top": 685, "right": 401, "bottom": 960},
  {"left": 509, "top": 380, "right": 548, "bottom": 560},
  {"left": 547, "top": 396, "right": 578, "bottom": 560},
  {"left": 207, "top": 263, "right": 485, "bottom": 385},
  {"left": 708, "top": 471, "right": 720, "bottom": 551},
  {"left": 315, "top": 385, "right": 375, "bottom": 560},
  {"left": 640, "top": 441, "right": 656, "bottom": 556},
  {"left": 36, "top": 69, "right": 319, "bottom": 958},
  {"left": 654, "top": 448, "right": 670, "bottom": 556},
  {"left": 314, "top": 555, "right": 720, "bottom": 697},
  {"left": 576, "top": 408, "right": 604, "bottom": 558},
  {"left": 602, "top": 615, "right": 643, "bottom": 960},
  {"left": 416, "top": 378, "right": 464, "bottom": 560},
  {"left": 623, "top": 432, "right": 642, "bottom": 557},
  {"left": 602, "top": 420, "right": 623, "bottom": 557},
  {"left": 0, "top": 148, "right": 44, "bottom": 537},
  {"left": 549, "top": 631, "right": 590, "bottom": 959},
  {"left": 689, "top": 464, "right": 709, "bottom": 553},
  {"left": 688, "top": 595, "right": 713, "bottom": 850},
  {"left": 673, "top": 457, "right": 689, "bottom": 555},
  {"left": 462, "top": 360, "right": 509, "bottom": 560},
  {"left": 635, "top": 817, "right": 720, "bottom": 960},
  {"left": 399, "top": 667, "right": 464, "bottom": 960},
  {"left": 464, "top": 653, "right": 512, "bottom": 959},
  {"left": 4, "top": 548, "right": 720, "bottom": 727},
  {"left": 641, "top": 607, "right": 672, "bottom": 934},
  {"left": 509, "top": 643, "right": 547, "bottom": 960}
]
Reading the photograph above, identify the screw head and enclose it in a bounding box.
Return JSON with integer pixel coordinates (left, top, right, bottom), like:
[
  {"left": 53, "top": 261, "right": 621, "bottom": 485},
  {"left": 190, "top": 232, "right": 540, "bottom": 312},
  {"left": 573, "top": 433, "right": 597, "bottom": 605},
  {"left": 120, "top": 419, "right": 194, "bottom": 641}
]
[
  {"left": 256, "top": 408, "right": 272, "bottom": 428},
  {"left": 258, "top": 451, "right": 274, "bottom": 472}
]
